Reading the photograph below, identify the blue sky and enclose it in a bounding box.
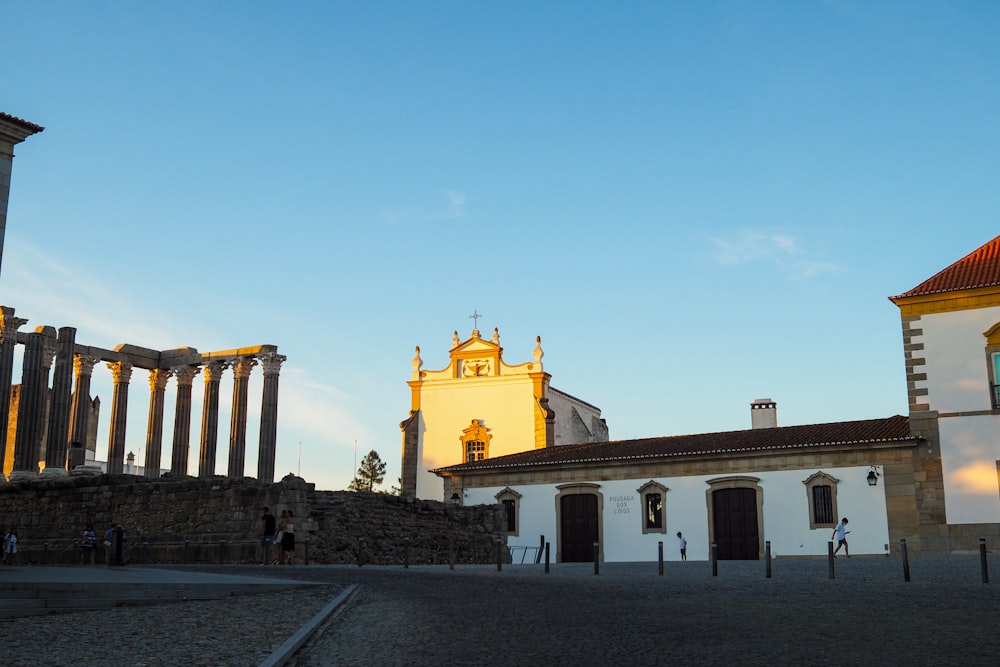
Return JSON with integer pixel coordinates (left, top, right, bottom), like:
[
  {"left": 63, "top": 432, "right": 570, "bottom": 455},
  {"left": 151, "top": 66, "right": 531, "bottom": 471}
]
[{"left": 3, "top": 2, "right": 998, "bottom": 492}]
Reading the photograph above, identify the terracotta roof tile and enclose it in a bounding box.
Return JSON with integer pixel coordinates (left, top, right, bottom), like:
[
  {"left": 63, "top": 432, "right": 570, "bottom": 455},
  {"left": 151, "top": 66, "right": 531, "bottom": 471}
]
[
  {"left": 435, "top": 415, "right": 914, "bottom": 473},
  {"left": 892, "top": 235, "right": 1000, "bottom": 299},
  {"left": 0, "top": 112, "right": 45, "bottom": 134}
]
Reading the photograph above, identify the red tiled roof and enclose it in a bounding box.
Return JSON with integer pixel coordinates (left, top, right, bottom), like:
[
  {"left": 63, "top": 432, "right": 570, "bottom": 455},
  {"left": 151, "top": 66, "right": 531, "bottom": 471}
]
[
  {"left": 435, "top": 415, "right": 914, "bottom": 473},
  {"left": 891, "top": 235, "right": 1000, "bottom": 300},
  {"left": 0, "top": 112, "right": 45, "bottom": 134}
]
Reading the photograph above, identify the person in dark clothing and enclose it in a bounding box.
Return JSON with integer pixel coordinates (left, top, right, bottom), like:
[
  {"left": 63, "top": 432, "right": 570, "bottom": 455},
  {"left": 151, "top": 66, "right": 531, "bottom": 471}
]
[{"left": 259, "top": 507, "right": 277, "bottom": 564}]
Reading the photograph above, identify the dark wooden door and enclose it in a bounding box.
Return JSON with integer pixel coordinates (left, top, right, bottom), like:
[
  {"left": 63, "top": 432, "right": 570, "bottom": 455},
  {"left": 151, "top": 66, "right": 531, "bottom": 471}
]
[
  {"left": 560, "top": 494, "right": 598, "bottom": 562},
  {"left": 712, "top": 488, "right": 759, "bottom": 560}
]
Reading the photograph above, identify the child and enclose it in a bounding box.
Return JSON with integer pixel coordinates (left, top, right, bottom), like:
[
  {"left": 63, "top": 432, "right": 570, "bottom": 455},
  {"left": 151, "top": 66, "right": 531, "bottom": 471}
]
[
  {"left": 3, "top": 528, "right": 17, "bottom": 565},
  {"left": 676, "top": 531, "right": 687, "bottom": 561},
  {"left": 832, "top": 518, "right": 850, "bottom": 558}
]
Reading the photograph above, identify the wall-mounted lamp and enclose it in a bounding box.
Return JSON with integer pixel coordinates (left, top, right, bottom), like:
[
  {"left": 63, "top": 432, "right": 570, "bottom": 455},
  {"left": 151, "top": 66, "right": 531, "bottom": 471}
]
[
  {"left": 450, "top": 492, "right": 461, "bottom": 505},
  {"left": 867, "top": 466, "right": 880, "bottom": 487}
]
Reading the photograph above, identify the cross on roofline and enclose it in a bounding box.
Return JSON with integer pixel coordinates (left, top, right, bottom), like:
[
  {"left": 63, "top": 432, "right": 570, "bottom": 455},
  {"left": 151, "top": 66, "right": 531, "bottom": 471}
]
[{"left": 469, "top": 309, "right": 483, "bottom": 328}]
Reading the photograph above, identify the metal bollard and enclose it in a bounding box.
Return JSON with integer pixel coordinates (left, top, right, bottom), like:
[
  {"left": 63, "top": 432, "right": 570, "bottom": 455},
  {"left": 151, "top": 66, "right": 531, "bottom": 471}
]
[
  {"left": 901, "top": 539, "right": 911, "bottom": 582},
  {"left": 143, "top": 541, "right": 149, "bottom": 565},
  {"left": 711, "top": 543, "right": 718, "bottom": 577},
  {"left": 658, "top": 541, "right": 664, "bottom": 576},
  {"left": 403, "top": 535, "right": 410, "bottom": 569},
  {"left": 765, "top": 541, "right": 772, "bottom": 579},
  {"left": 828, "top": 541, "right": 835, "bottom": 579},
  {"left": 183, "top": 538, "right": 189, "bottom": 564},
  {"left": 304, "top": 537, "right": 310, "bottom": 566},
  {"left": 219, "top": 540, "right": 226, "bottom": 565},
  {"left": 357, "top": 537, "right": 365, "bottom": 567},
  {"left": 496, "top": 538, "right": 503, "bottom": 572},
  {"left": 42, "top": 542, "right": 48, "bottom": 565},
  {"left": 593, "top": 541, "right": 600, "bottom": 575},
  {"left": 449, "top": 539, "right": 455, "bottom": 571},
  {"left": 980, "top": 538, "right": 989, "bottom": 584},
  {"left": 544, "top": 542, "right": 550, "bottom": 574}
]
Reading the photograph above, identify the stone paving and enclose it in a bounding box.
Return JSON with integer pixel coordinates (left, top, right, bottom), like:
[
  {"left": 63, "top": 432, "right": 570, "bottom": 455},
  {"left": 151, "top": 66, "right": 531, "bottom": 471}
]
[{"left": 4, "top": 554, "right": 999, "bottom": 666}]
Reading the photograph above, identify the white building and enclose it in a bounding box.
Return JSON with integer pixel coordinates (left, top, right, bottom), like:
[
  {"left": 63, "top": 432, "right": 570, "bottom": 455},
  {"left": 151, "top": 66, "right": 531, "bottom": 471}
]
[{"left": 415, "top": 236, "right": 1000, "bottom": 561}]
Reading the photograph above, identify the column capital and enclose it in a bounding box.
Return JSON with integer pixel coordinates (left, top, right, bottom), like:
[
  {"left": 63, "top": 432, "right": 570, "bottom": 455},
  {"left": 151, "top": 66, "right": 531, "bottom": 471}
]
[
  {"left": 148, "top": 368, "right": 172, "bottom": 392},
  {"left": 41, "top": 334, "right": 58, "bottom": 370},
  {"left": 172, "top": 364, "right": 201, "bottom": 386},
  {"left": 258, "top": 352, "right": 287, "bottom": 376},
  {"left": 107, "top": 360, "right": 134, "bottom": 384},
  {"left": 203, "top": 359, "right": 229, "bottom": 383},
  {"left": 0, "top": 307, "right": 27, "bottom": 343},
  {"left": 74, "top": 354, "right": 101, "bottom": 377},
  {"left": 231, "top": 356, "right": 257, "bottom": 380}
]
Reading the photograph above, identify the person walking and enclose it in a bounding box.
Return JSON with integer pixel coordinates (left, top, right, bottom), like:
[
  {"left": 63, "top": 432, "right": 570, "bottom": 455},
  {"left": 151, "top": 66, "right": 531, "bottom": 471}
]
[
  {"left": 281, "top": 510, "right": 296, "bottom": 565},
  {"left": 676, "top": 531, "right": 687, "bottom": 561},
  {"left": 832, "top": 517, "right": 851, "bottom": 558},
  {"left": 81, "top": 524, "right": 97, "bottom": 565},
  {"left": 259, "top": 507, "right": 276, "bottom": 565},
  {"left": 3, "top": 528, "right": 17, "bottom": 565}
]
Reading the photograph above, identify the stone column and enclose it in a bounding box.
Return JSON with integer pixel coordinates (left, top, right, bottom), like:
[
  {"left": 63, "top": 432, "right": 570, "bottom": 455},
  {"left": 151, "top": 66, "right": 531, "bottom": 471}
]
[
  {"left": 106, "top": 360, "right": 133, "bottom": 475},
  {"left": 0, "top": 306, "right": 27, "bottom": 477},
  {"left": 68, "top": 354, "right": 99, "bottom": 469},
  {"left": 35, "top": 327, "right": 57, "bottom": 465},
  {"left": 41, "top": 326, "right": 76, "bottom": 477},
  {"left": 144, "top": 368, "right": 171, "bottom": 478},
  {"left": 227, "top": 356, "right": 256, "bottom": 478},
  {"left": 198, "top": 360, "right": 227, "bottom": 477},
  {"left": 257, "top": 352, "right": 286, "bottom": 483},
  {"left": 0, "top": 113, "right": 44, "bottom": 279},
  {"left": 170, "top": 365, "right": 199, "bottom": 475},
  {"left": 10, "top": 332, "right": 46, "bottom": 480}
]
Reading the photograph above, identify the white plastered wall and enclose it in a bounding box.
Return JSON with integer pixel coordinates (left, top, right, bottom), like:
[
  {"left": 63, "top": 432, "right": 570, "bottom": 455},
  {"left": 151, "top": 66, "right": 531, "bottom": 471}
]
[
  {"left": 917, "top": 307, "right": 1000, "bottom": 523},
  {"left": 466, "top": 465, "right": 889, "bottom": 562}
]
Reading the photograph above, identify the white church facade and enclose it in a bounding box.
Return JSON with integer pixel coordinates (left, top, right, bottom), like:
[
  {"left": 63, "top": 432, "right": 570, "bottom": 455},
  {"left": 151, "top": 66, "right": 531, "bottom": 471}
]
[{"left": 407, "top": 235, "right": 1000, "bottom": 561}]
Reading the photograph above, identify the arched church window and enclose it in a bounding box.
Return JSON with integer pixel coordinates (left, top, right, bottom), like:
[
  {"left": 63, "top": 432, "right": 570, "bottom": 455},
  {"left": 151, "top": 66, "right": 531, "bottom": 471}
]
[
  {"left": 637, "top": 481, "right": 668, "bottom": 535},
  {"left": 459, "top": 419, "right": 492, "bottom": 462}
]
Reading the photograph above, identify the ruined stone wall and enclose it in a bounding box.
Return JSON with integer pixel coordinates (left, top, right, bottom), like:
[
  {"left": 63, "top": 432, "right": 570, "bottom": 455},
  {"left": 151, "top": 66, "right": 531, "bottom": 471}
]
[{"left": 0, "top": 474, "right": 506, "bottom": 565}]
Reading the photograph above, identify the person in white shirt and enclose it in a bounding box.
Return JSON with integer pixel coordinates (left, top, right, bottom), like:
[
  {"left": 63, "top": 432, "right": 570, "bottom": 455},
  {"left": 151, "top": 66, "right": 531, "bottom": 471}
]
[
  {"left": 676, "top": 531, "right": 687, "bottom": 561},
  {"left": 832, "top": 518, "right": 850, "bottom": 558}
]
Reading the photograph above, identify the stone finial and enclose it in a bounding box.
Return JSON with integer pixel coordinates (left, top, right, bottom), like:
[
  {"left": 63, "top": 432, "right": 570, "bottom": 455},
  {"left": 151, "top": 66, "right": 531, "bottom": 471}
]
[
  {"left": 492, "top": 327, "right": 500, "bottom": 344},
  {"left": 533, "top": 336, "right": 543, "bottom": 369},
  {"left": 411, "top": 346, "right": 423, "bottom": 380},
  {"left": 471, "top": 329, "right": 480, "bottom": 339},
  {"left": 452, "top": 330, "right": 460, "bottom": 348}
]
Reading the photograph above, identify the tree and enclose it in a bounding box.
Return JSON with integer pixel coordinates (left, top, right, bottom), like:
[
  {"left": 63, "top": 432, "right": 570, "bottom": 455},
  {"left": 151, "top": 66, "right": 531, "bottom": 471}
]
[{"left": 348, "top": 449, "right": 386, "bottom": 492}]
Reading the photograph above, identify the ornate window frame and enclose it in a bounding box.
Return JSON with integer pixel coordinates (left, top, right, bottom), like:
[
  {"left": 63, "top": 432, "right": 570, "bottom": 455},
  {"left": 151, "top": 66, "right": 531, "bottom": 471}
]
[
  {"left": 637, "top": 480, "right": 667, "bottom": 534},
  {"left": 459, "top": 419, "right": 492, "bottom": 462},
  {"left": 803, "top": 471, "right": 840, "bottom": 530},
  {"left": 496, "top": 487, "right": 521, "bottom": 537},
  {"left": 983, "top": 323, "right": 1000, "bottom": 410}
]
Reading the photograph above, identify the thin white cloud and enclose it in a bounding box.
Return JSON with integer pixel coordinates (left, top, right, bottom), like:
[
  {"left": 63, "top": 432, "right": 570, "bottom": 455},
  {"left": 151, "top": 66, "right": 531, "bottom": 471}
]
[
  {"left": 708, "top": 230, "right": 841, "bottom": 280},
  {"left": 378, "top": 189, "right": 467, "bottom": 225}
]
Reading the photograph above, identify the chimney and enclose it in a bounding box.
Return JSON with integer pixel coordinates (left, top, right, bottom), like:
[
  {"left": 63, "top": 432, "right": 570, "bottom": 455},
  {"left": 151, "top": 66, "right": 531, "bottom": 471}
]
[{"left": 750, "top": 398, "right": 777, "bottom": 429}]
